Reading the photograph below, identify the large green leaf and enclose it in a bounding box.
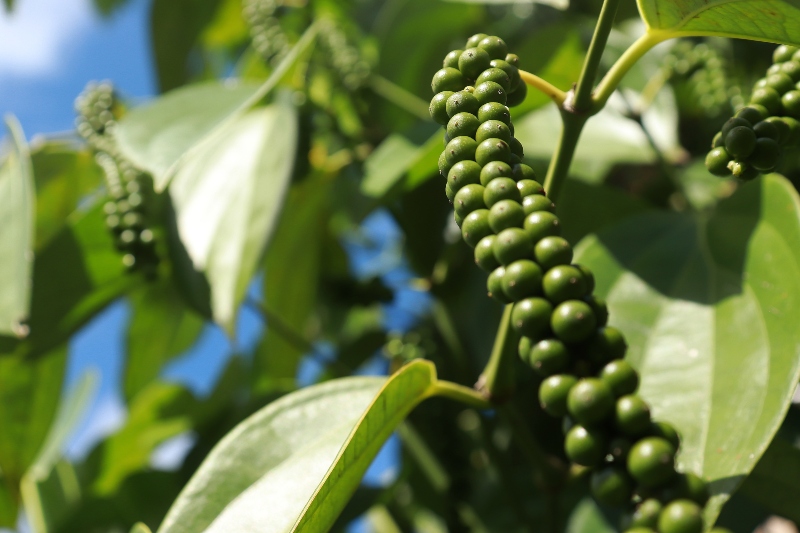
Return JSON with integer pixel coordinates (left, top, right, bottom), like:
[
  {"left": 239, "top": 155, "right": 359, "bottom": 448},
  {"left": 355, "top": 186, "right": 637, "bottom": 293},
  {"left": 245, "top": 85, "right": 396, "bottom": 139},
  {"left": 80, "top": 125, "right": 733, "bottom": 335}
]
[
  {"left": 150, "top": 0, "right": 224, "bottom": 92},
  {"left": 124, "top": 283, "right": 205, "bottom": 401},
  {"left": 158, "top": 360, "right": 485, "bottom": 533},
  {"left": 253, "top": 178, "right": 330, "bottom": 390},
  {"left": 116, "top": 23, "right": 318, "bottom": 191},
  {"left": 0, "top": 116, "right": 34, "bottom": 338},
  {"left": 738, "top": 436, "right": 800, "bottom": 522},
  {"left": 637, "top": 0, "right": 800, "bottom": 44},
  {"left": 170, "top": 101, "right": 297, "bottom": 332},
  {"left": 574, "top": 174, "right": 800, "bottom": 523}
]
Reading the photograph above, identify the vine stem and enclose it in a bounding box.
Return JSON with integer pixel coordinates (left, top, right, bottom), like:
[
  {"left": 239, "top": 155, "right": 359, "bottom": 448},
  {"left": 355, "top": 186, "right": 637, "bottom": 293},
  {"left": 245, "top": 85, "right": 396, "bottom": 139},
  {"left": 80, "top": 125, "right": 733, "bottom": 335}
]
[
  {"left": 476, "top": 305, "right": 517, "bottom": 401},
  {"left": 519, "top": 70, "right": 566, "bottom": 105},
  {"left": 370, "top": 74, "right": 431, "bottom": 121},
  {"left": 572, "top": 0, "right": 622, "bottom": 112}
]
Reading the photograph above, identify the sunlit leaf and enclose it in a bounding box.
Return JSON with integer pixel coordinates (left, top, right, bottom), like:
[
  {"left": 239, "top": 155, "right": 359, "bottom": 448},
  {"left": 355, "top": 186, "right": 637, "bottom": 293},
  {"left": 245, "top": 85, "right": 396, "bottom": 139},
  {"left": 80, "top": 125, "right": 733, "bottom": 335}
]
[
  {"left": 443, "top": 0, "right": 567, "bottom": 8},
  {"left": 0, "top": 116, "right": 34, "bottom": 338},
  {"left": 170, "top": 100, "right": 297, "bottom": 332},
  {"left": 574, "top": 174, "right": 800, "bottom": 523},
  {"left": 638, "top": 0, "right": 800, "bottom": 45}
]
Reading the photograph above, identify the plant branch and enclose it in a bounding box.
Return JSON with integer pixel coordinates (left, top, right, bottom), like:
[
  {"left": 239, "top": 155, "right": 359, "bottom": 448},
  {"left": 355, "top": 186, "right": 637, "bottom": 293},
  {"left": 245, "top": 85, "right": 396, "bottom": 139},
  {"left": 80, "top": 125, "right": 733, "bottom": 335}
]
[
  {"left": 476, "top": 305, "right": 517, "bottom": 402},
  {"left": 432, "top": 380, "right": 493, "bottom": 410},
  {"left": 369, "top": 74, "right": 431, "bottom": 121},
  {"left": 542, "top": 111, "right": 587, "bottom": 202},
  {"left": 572, "top": 0, "right": 622, "bottom": 113},
  {"left": 519, "top": 70, "right": 566, "bottom": 106},
  {"left": 592, "top": 30, "right": 670, "bottom": 111}
]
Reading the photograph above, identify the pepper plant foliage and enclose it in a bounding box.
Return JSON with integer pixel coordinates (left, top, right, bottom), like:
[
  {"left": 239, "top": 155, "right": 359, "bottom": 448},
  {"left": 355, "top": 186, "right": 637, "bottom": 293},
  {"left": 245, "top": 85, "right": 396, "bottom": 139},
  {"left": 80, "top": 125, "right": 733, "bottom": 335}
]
[{"left": 3, "top": 0, "right": 800, "bottom": 532}]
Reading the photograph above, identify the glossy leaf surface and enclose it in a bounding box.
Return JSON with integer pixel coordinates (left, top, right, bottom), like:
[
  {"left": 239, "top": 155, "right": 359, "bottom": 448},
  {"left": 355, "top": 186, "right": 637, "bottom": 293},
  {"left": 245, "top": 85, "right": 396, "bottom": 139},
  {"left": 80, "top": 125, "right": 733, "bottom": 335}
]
[
  {"left": 0, "top": 116, "right": 34, "bottom": 337},
  {"left": 170, "top": 102, "right": 297, "bottom": 332},
  {"left": 574, "top": 174, "right": 800, "bottom": 522},
  {"left": 638, "top": 0, "right": 800, "bottom": 44}
]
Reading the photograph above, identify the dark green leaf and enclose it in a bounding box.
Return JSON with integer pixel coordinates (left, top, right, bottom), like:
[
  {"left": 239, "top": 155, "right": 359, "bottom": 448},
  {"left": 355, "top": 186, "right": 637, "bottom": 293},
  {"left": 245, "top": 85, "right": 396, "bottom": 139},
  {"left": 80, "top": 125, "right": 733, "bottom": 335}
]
[
  {"left": 565, "top": 498, "right": 616, "bottom": 533},
  {"left": 574, "top": 174, "right": 800, "bottom": 522},
  {"left": 124, "top": 283, "right": 205, "bottom": 401},
  {"left": 92, "top": 0, "right": 132, "bottom": 17},
  {"left": 739, "top": 436, "right": 800, "bottom": 522},
  {"left": 170, "top": 100, "right": 298, "bottom": 332},
  {"left": 638, "top": 1, "right": 800, "bottom": 45},
  {"left": 443, "top": 0, "right": 567, "bottom": 7},
  {"left": 253, "top": 177, "right": 331, "bottom": 389},
  {"left": 0, "top": 116, "right": 34, "bottom": 338},
  {"left": 150, "top": 0, "right": 225, "bottom": 92}
]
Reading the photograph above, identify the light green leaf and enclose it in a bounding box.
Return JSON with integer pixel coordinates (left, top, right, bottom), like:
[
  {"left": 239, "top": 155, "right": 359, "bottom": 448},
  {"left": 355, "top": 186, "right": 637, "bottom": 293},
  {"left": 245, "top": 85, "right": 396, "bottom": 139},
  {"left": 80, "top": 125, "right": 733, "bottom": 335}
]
[
  {"left": 362, "top": 133, "right": 428, "bottom": 198},
  {"left": 170, "top": 101, "right": 297, "bottom": 332},
  {"left": 116, "top": 23, "right": 318, "bottom": 191},
  {"left": 739, "top": 436, "right": 800, "bottom": 522},
  {"left": 443, "top": 0, "right": 567, "bottom": 8},
  {"left": 0, "top": 116, "right": 34, "bottom": 338},
  {"left": 565, "top": 498, "right": 615, "bottom": 533},
  {"left": 132, "top": 524, "right": 154, "bottom": 533},
  {"left": 574, "top": 174, "right": 800, "bottom": 523},
  {"left": 159, "top": 360, "right": 483, "bottom": 533},
  {"left": 638, "top": 0, "right": 800, "bottom": 44},
  {"left": 124, "top": 283, "right": 205, "bottom": 401}
]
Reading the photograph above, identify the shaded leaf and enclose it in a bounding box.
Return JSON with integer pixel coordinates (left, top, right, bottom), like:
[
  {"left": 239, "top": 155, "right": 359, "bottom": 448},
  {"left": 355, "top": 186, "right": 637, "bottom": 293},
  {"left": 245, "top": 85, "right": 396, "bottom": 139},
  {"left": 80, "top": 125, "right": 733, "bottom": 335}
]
[
  {"left": 0, "top": 116, "right": 34, "bottom": 338},
  {"left": 574, "top": 174, "right": 800, "bottom": 522},
  {"left": 638, "top": 1, "right": 800, "bottom": 45},
  {"left": 739, "top": 436, "right": 800, "bottom": 522},
  {"left": 362, "top": 133, "right": 430, "bottom": 198},
  {"left": 92, "top": 0, "right": 131, "bottom": 17},
  {"left": 253, "top": 177, "right": 331, "bottom": 389},
  {"left": 444, "top": 0, "right": 567, "bottom": 7},
  {"left": 124, "top": 283, "right": 205, "bottom": 401},
  {"left": 565, "top": 498, "right": 615, "bottom": 533},
  {"left": 170, "top": 100, "right": 298, "bottom": 332},
  {"left": 150, "top": 0, "right": 225, "bottom": 92},
  {"left": 116, "top": 24, "right": 319, "bottom": 191}
]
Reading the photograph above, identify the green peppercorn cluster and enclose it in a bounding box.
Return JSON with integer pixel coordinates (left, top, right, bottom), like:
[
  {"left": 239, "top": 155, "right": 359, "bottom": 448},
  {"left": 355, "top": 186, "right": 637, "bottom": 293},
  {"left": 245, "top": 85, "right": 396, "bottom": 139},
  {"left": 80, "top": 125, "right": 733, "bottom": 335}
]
[
  {"left": 317, "top": 17, "right": 371, "bottom": 91},
  {"left": 75, "top": 82, "right": 160, "bottom": 278},
  {"left": 665, "top": 41, "right": 736, "bottom": 117},
  {"left": 242, "top": 0, "right": 290, "bottom": 63},
  {"left": 429, "top": 35, "right": 733, "bottom": 533},
  {"left": 705, "top": 44, "right": 800, "bottom": 181}
]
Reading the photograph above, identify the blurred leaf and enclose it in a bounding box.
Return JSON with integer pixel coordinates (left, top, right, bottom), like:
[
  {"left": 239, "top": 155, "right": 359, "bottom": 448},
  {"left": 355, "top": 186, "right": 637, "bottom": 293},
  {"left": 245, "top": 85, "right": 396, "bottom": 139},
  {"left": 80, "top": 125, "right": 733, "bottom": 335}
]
[
  {"left": 362, "top": 131, "right": 436, "bottom": 198},
  {"left": 30, "top": 141, "right": 103, "bottom": 250},
  {"left": 124, "top": 283, "right": 205, "bottom": 401},
  {"left": 170, "top": 100, "right": 297, "bottom": 332},
  {"left": 574, "top": 174, "right": 800, "bottom": 523},
  {"left": 443, "top": 0, "right": 567, "bottom": 7},
  {"left": 0, "top": 116, "right": 34, "bottom": 338},
  {"left": 92, "top": 0, "right": 131, "bottom": 17},
  {"left": 151, "top": 0, "right": 224, "bottom": 92},
  {"left": 253, "top": 177, "right": 330, "bottom": 389},
  {"left": 0, "top": 346, "right": 66, "bottom": 490},
  {"left": 88, "top": 383, "right": 197, "bottom": 496},
  {"left": 0, "top": 480, "right": 15, "bottom": 527},
  {"left": 556, "top": 179, "right": 651, "bottom": 245},
  {"left": 21, "top": 202, "right": 136, "bottom": 358},
  {"left": 739, "top": 436, "right": 800, "bottom": 522},
  {"left": 674, "top": 160, "right": 737, "bottom": 212},
  {"left": 157, "top": 374, "right": 387, "bottom": 533},
  {"left": 21, "top": 460, "right": 81, "bottom": 533},
  {"left": 201, "top": 0, "right": 249, "bottom": 48},
  {"left": 2, "top": 0, "right": 12, "bottom": 11},
  {"left": 565, "top": 498, "right": 615, "bottom": 533},
  {"left": 639, "top": 1, "right": 800, "bottom": 45},
  {"left": 116, "top": 24, "right": 319, "bottom": 191},
  {"left": 132, "top": 523, "right": 153, "bottom": 533}
]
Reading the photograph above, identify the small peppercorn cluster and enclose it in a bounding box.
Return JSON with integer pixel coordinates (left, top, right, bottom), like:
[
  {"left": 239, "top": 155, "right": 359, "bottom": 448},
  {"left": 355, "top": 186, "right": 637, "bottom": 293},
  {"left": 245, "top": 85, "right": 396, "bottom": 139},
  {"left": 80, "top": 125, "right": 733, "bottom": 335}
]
[
  {"left": 429, "top": 35, "right": 733, "bottom": 533},
  {"left": 75, "top": 82, "right": 160, "bottom": 278},
  {"left": 317, "top": 17, "right": 371, "bottom": 91},
  {"left": 242, "top": 0, "right": 291, "bottom": 63},
  {"left": 705, "top": 44, "right": 800, "bottom": 181},
  {"left": 665, "top": 41, "right": 736, "bottom": 117}
]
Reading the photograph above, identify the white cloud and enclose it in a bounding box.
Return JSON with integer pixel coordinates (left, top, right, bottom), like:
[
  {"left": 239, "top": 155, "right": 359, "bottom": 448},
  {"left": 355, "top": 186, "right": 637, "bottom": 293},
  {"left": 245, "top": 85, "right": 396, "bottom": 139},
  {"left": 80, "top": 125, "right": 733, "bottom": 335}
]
[{"left": 0, "top": 0, "right": 93, "bottom": 77}]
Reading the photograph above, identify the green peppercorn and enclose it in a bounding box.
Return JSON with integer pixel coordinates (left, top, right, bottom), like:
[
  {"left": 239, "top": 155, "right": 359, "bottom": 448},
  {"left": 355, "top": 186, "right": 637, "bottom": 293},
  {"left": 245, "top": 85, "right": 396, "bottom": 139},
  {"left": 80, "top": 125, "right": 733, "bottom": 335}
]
[
  {"left": 735, "top": 105, "right": 767, "bottom": 124},
  {"left": 476, "top": 138, "right": 512, "bottom": 166},
  {"left": 502, "top": 259, "right": 543, "bottom": 300},
  {"left": 586, "top": 326, "right": 627, "bottom": 364},
  {"left": 430, "top": 91, "right": 454, "bottom": 124},
  {"left": 432, "top": 67, "right": 467, "bottom": 94},
  {"left": 783, "top": 89, "right": 800, "bottom": 118},
  {"left": 524, "top": 211, "right": 561, "bottom": 243},
  {"left": 627, "top": 437, "right": 676, "bottom": 488},
  {"left": 567, "top": 378, "right": 615, "bottom": 426},
  {"left": 477, "top": 36, "right": 508, "bottom": 60},
  {"left": 774, "top": 44, "right": 799, "bottom": 63},
  {"left": 476, "top": 67, "right": 511, "bottom": 92},
  {"left": 453, "top": 183, "right": 486, "bottom": 218},
  {"left": 438, "top": 151, "right": 452, "bottom": 178},
  {"left": 543, "top": 265, "right": 589, "bottom": 303},
  {"left": 539, "top": 374, "right": 578, "bottom": 417},
  {"left": 477, "top": 102, "right": 511, "bottom": 125},
  {"left": 484, "top": 177, "right": 521, "bottom": 207},
  {"left": 533, "top": 236, "right": 572, "bottom": 270},
  {"left": 447, "top": 159, "right": 482, "bottom": 192},
  {"left": 458, "top": 47, "right": 491, "bottom": 80},
  {"left": 475, "top": 119, "right": 512, "bottom": 143},
  {"left": 705, "top": 147, "right": 731, "bottom": 176},
  {"left": 585, "top": 295, "right": 608, "bottom": 327},
  {"left": 506, "top": 80, "right": 528, "bottom": 107},
  {"left": 565, "top": 424, "right": 607, "bottom": 466},
  {"left": 659, "top": 472, "right": 709, "bottom": 506},
  {"left": 512, "top": 162, "right": 537, "bottom": 182},
  {"left": 511, "top": 297, "right": 554, "bottom": 338},
  {"left": 591, "top": 466, "right": 633, "bottom": 507},
  {"left": 753, "top": 119, "right": 780, "bottom": 141},
  {"left": 624, "top": 499, "right": 662, "bottom": 529},
  {"left": 600, "top": 360, "right": 639, "bottom": 396},
  {"left": 488, "top": 199, "right": 526, "bottom": 232},
  {"left": 750, "top": 137, "right": 781, "bottom": 171},
  {"left": 474, "top": 235, "right": 500, "bottom": 271},
  {"left": 764, "top": 72, "right": 795, "bottom": 94},
  {"left": 657, "top": 500, "right": 703, "bottom": 533},
  {"left": 765, "top": 116, "right": 792, "bottom": 144},
  {"left": 490, "top": 59, "right": 520, "bottom": 92},
  {"left": 487, "top": 266, "right": 511, "bottom": 303},
  {"left": 523, "top": 194, "right": 556, "bottom": 215},
  {"left": 480, "top": 161, "right": 513, "bottom": 185},
  {"left": 444, "top": 136, "right": 479, "bottom": 166},
  {"left": 461, "top": 208, "right": 493, "bottom": 247},
  {"left": 447, "top": 112, "right": 481, "bottom": 139},
  {"left": 466, "top": 33, "right": 488, "bottom": 49},
  {"left": 443, "top": 49, "right": 463, "bottom": 69},
  {"left": 516, "top": 179, "right": 543, "bottom": 197},
  {"left": 493, "top": 227, "right": 532, "bottom": 265},
  {"left": 528, "top": 338, "right": 570, "bottom": 376},
  {"left": 616, "top": 395, "right": 651, "bottom": 436},
  {"left": 551, "top": 300, "right": 597, "bottom": 344},
  {"left": 750, "top": 87, "right": 782, "bottom": 115},
  {"left": 473, "top": 81, "right": 507, "bottom": 106},
  {"left": 724, "top": 125, "right": 757, "bottom": 158}
]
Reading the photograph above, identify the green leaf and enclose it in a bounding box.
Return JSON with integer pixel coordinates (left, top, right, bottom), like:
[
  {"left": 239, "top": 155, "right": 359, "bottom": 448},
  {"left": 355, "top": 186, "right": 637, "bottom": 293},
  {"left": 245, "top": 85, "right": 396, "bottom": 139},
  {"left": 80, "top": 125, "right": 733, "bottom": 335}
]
[
  {"left": 116, "top": 23, "right": 319, "bottom": 191},
  {"left": 362, "top": 133, "right": 429, "bottom": 198},
  {"left": 638, "top": 0, "right": 800, "bottom": 44},
  {"left": 132, "top": 523, "right": 154, "bottom": 533},
  {"left": 0, "top": 346, "right": 67, "bottom": 489},
  {"left": 151, "top": 0, "right": 225, "bottom": 92},
  {"left": 156, "top": 375, "right": 387, "bottom": 533},
  {"left": 565, "top": 498, "right": 615, "bottom": 533},
  {"left": 92, "top": 0, "right": 132, "bottom": 17},
  {"left": 253, "top": 178, "right": 331, "bottom": 389},
  {"left": 29, "top": 141, "right": 104, "bottom": 250},
  {"left": 443, "top": 0, "right": 567, "bottom": 7},
  {"left": 0, "top": 116, "right": 34, "bottom": 338},
  {"left": 124, "top": 283, "right": 205, "bottom": 401},
  {"left": 170, "top": 100, "right": 298, "bottom": 332},
  {"left": 574, "top": 174, "right": 800, "bottom": 523},
  {"left": 739, "top": 436, "right": 800, "bottom": 522}
]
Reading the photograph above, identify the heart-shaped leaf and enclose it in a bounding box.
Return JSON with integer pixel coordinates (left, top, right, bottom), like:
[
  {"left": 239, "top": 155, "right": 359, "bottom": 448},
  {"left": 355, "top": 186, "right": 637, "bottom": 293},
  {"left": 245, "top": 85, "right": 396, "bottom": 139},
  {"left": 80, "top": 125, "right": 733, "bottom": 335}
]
[
  {"left": 637, "top": 0, "right": 800, "bottom": 45},
  {"left": 169, "top": 100, "right": 298, "bottom": 332},
  {"left": 158, "top": 360, "right": 486, "bottom": 533},
  {"left": 0, "top": 116, "right": 34, "bottom": 338},
  {"left": 574, "top": 174, "right": 800, "bottom": 523}
]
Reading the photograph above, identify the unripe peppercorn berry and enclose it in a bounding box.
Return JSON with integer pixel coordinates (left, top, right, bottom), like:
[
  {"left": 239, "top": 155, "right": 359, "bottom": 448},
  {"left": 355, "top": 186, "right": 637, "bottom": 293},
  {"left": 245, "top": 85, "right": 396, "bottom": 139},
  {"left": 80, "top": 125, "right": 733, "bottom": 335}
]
[
  {"left": 480, "top": 161, "right": 513, "bottom": 186},
  {"left": 627, "top": 437, "right": 676, "bottom": 488},
  {"left": 501, "top": 259, "right": 543, "bottom": 300},
  {"left": 516, "top": 179, "right": 543, "bottom": 197},
  {"left": 477, "top": 36, "right": 508, "bottom": 60},
  {"left": 432, "top": 68, "right": 467, "bottom": 94},
  {"left": 445, "top": 136, "right": 478, "bottom": 166},
  {"left": 591, "top": 466, "right": 633, "bottom": 507},
  {"left": 487, "top": 267, "right": 511, "bottom": 303},
  {"left": 453, "top": 183, "right": 486, "bottom": 218},
  {"left": 476, "top": 119, "right": 512, "bottom": 143},
  {"left": 461, "top": 209, "right": 492, "bottom": 247},
  {"left": 528, "top": 338, "right": 570, "bottom": 376},
  {"left": 489, "top": 59, "right": 520, "bottom": 91},
  {"left": 506, "top": 81, "right": 528, "bottom": 107},
  {"left": 476, "top": 138, "right": 511, "bottom": 166},
  {"left": 567, "top": 378, "right": 615, "bottom": 425},
  {"left": 551, "top": 300, "right": 597, "bottom": 343},
  {"left": 476, "top": 68, "right": 511, "bottom": 92},
  {"left": 624, "top": 498, "right": 662, "bottom": 529},
  {"left": 658, "top": 500, "right": 703, "bottom": 533},
  {"left": 447, "top": 160, "right": 481, "bottom": 192},
  {"left": 442, "top": 49, "right": 463, "bottom": 69},
  {"left": 540, "top": 374, "right": 577, "bottom": 417},
  {"left": 736, "top": 105, "right": 767, "bottom": 124},
  {"left": 524, "top": 211, "right": 561, "bottom": 243},
  {"left": 488, "top": 199, "right": 525, "bottom": 232},
  {"left": 474, "top": 235, "right": 500, "bottom": 271},
  {"left": 458, "top": 47, "right": 491, "bottom": 80},
  {"left": 543, "top": 265, "right": 589, "bottom": 303},
  {"left": 753, "top": 119, "right": 780, "bottom": 141},
  {"left": 705, "top": 147, "right": 731, "bottom": 176},
  {"left": 473, "top": 81, "right": 507, "bottom": 106},
  {"left": 446, "top": 91, "right": 480, "bottom": 117},
  {"left": 724, "top": 126, "right": 757, "bottom": 158},
  {"left": 466, "top": 33, "right": 488, "bottom": 49},
  {"left": 615, "top": 395, "right": 651, "bottom": 436},
  {"left": 523, "top": 194, "right": 555, "bottom": 215},
  {"left": 600, "top": 359, "right": 639, "bottom": 396},
  {"left": 429, "top": 91, "right": 454, "bottom": 124},
  {"left": 750, "top": 137, "right": 781, "bottom": 170},
  {"left": 534, "top": 236, "right": 572, "bottom": 270},
  {"left": 484, "top": 177, "right": 520, "bottom": 207},
  {"left": 586, "top": 326, "right": 627, "bottom": 364},
  {"left": 511, "top": 297, "right": 553, "bottom": 338},
  {"left": 584, "top": 295, "right": 608, "bottom": 327},
  {"left": 477, "top": 102, "right": 511, "bottom": 125},
  {"left": 446, "top": 112, "right": 481, "bottom": 139},
  {"left": 493, "top": 227, "right": 532, "bottom": 265},
  {"left": 565, "top": 424, "right": 607, "bottom": 466}
]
